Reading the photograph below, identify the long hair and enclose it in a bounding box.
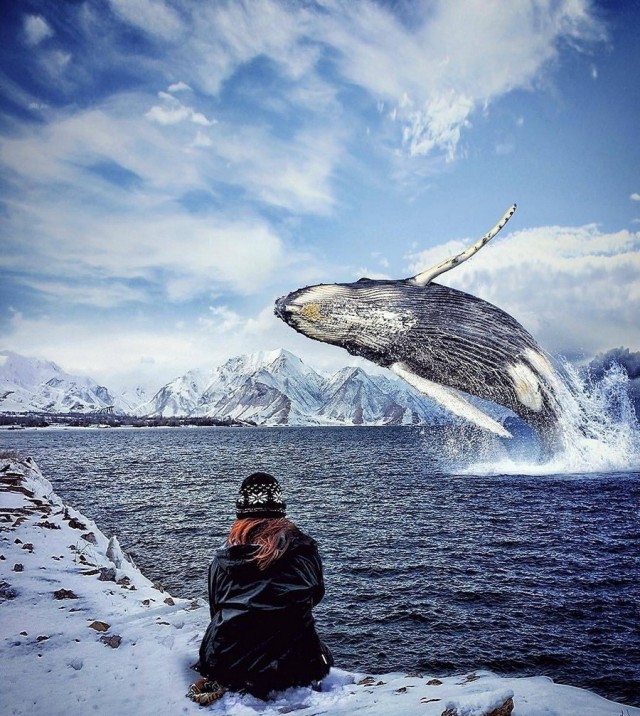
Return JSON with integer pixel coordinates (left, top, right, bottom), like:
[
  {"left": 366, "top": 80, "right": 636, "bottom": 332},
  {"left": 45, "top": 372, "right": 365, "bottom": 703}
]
[{"left": 228, "top": 517, "right": 300, "bottom": 571}]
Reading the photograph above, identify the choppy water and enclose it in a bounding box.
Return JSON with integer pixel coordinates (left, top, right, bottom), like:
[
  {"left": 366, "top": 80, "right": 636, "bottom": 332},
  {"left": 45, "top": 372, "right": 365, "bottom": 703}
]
[{"left": 3, "top": 423, "right": 639, "bottom": 706}]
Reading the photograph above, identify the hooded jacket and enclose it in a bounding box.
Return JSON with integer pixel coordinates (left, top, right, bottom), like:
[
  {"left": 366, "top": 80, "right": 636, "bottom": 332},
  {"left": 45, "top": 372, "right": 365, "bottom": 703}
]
[{"left": 198, "top": 531, "right": 332, "bottom": 697}]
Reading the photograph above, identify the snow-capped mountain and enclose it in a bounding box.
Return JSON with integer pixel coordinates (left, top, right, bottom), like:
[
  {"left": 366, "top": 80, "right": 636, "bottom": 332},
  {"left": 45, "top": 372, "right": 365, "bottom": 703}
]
[
  {"left": 0, "top": 348, "right": 446, "bottom": 425},
  {"left": 139, "top": 349, "right": 445, "bottom": 426},
  {"left": 0, "top": 350, "right": 127, "bottom": 415},
  {"left": 134, "top": 368, "right": 215, "bottom": 418}
]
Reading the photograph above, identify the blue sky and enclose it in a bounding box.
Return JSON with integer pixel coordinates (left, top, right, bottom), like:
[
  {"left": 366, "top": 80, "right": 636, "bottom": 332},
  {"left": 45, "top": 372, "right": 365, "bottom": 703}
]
[{"left": 1, "top": 0, "right": 638, "bottom": 391}]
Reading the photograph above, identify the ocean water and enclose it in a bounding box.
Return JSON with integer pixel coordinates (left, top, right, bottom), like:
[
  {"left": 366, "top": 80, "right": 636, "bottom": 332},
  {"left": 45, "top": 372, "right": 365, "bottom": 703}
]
[{"left": 3, "top": 422, "right": 639, "bottom": 706}]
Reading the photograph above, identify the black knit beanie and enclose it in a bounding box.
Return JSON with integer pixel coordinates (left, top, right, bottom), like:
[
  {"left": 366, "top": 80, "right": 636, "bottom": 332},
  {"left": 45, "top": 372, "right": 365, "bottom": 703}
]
[{"left": 236, "top": 472, "right": 287, "bottom": 519}]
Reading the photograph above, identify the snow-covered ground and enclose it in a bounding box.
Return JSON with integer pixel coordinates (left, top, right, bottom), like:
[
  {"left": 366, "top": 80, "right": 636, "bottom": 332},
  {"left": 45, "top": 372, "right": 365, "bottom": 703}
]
[{"left": 1, "top": 455, "right": 638, "bottom": 716}]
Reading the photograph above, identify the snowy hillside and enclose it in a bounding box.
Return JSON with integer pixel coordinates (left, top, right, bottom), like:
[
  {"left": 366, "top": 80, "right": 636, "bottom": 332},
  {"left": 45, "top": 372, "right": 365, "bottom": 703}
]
[
  {"left": 2, "top": 456, "right": 638, "bottom": 716},
  {"left": 0, "top": 350, "right": 128, "bottom": 415}
]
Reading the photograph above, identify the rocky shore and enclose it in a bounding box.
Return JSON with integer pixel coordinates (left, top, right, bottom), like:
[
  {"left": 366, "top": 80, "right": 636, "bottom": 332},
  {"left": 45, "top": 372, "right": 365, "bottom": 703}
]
[{"left": 1, "top": 454, "right": 637, "bottom": 716}]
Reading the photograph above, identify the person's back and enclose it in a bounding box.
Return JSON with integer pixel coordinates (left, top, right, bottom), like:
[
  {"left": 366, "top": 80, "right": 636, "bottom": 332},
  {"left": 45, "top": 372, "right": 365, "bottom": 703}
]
[{"left": 192, "top": 473, "right": 332, "bottom": 702}]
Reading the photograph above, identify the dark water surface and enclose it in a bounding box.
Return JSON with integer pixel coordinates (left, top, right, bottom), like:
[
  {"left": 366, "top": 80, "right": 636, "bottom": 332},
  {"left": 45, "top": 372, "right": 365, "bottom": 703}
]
[{"left": 3, "top": 425, "right": 639, "bottom": 706}]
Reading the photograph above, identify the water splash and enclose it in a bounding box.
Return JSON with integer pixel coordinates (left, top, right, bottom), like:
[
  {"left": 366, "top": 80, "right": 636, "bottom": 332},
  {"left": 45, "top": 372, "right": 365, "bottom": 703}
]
[{"left": 455, "top": 360, "right": 640, "bottom": 475}]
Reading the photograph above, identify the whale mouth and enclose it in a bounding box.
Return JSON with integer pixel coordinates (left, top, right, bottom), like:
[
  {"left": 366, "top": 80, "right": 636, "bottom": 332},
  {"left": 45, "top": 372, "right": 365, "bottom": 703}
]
[{"left": 274, "top": 295, "right": 300, "bottom": 324}]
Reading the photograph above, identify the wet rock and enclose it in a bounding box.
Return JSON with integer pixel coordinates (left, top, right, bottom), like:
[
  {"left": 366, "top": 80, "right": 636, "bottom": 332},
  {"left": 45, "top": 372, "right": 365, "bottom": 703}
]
[
  {"left": 21, "top": 543, "right": 34, "bottom": 553},
  {"left": 88, "top": 621, "right": 110, "bottom": 632},
  {"left": 81, "top": 532, "right": 97, "bottom": 544},
  {"left": 98, "top": 567, "right": 116, "bottom": 582},
  {"left": 100, "top": 634, "right": 122, "bottom": 649},
  {"left": 20, "top": 631, "right": 28, "bottom": 636},
  {"left": 13, "top": 563, "right": 24, "bottom": 572},
  {"left": 53, "top": 588, "right": 78, "bottom": 600},
  {"left": 36, "top": 635, "right": 49, "bottom": 642}
]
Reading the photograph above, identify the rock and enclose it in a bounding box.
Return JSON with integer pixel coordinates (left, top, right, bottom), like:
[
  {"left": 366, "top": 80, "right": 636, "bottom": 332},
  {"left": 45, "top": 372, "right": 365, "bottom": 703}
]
[
  {"left": 68, "top": 517, "right": 87, "bottom": 530},
  {"left": 491, "top": 698, "right": 514, "bottom": 716},
  {"left": 88, "top": 621, "right": 110, "bottom": 632},
  {"left": 98, "top": 567, "right": 116, "bottom": 582},
  {"left": 152, "top": 581, "right": 165, "bottom": 592},
  {"left": 13, "top": 563, "right": 24, "bottom": 572},
  {"left": 0, "top": 580, "right": 18, "bottom": 600},
  {"left": 163, "top": 597, "right": 175, "bottom": 606},
  {"left": 81, "top": 532, "right": 97, "bottom": 544},
  {"left": 37, "top": 520, "right": 60, "bottom": 530},
  {"left": 116, "top": 576, "right": 130, "bottom": 586},
  {"left": 36, "top": 635, "right": 49, "bottom": 642},
  {"left": 357, "top": 677, "right": 377, "bottom": 686},
  {"left": 428, "top": 679, "right": 443, "bottom": 686},
  {"left": 100, "top": 634, "right": 122, "bottom": 649},
  {"left": 53, "top": 588, "right": 78, "bottom": 600}
]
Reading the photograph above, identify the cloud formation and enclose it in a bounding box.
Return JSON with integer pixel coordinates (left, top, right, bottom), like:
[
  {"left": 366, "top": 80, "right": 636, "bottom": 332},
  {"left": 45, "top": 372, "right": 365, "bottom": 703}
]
[
  {"left": 405, "top": 224, "right": 640, "bottom": 357},
  {"left": 23, "top": 15, "right": 54, "bottom": 46}
]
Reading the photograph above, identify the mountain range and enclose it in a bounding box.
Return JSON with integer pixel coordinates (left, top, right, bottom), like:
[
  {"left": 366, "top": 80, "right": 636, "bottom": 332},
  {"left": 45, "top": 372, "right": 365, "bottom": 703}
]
[{"left": 0, "top": 349, "right": 447, "bottom": 426}]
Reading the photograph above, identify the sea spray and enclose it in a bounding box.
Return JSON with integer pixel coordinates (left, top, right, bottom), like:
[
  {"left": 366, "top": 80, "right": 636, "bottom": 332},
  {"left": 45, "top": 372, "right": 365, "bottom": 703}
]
[{"left": 453, "top": 360, "right": 640, "bottom": 475}]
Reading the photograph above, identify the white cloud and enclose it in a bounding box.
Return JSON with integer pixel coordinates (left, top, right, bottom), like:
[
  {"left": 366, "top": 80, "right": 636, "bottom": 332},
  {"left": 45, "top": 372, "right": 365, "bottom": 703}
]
[
  {"left": 405, "top": 224, "right": 640, "bottom": 357},
  {"left": 17, "top": 279, "right": 149, "bottom": 308},
  {"left": 145, "top": 92, "right": 215, "bottom": 126},
  {"left": 631, "top": 193, "right": 640, "bottom": 201},
  {"left": 167, "top": 81, "right": 191, "bottom": 93},
  {"left": 312, "top": 0, "right": 603, "bottom": 161},
  {"left": 108, "top": 0, "right": 184, "bottom": 41},
  {"left": 23, "top": 15, "right": 54, "bottom": 46}
]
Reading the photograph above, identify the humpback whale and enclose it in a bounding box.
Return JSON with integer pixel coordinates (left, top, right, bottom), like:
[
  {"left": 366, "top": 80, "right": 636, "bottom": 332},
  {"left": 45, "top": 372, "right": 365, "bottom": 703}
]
[{"left": 274, "top": 205, "right": 564, "bottom": 443}]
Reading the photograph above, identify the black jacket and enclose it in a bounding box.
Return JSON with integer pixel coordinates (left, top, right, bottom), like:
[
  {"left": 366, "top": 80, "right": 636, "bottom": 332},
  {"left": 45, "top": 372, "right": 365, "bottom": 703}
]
[{"left": 198, "top": 532, "right": 332, "bottom": 697}]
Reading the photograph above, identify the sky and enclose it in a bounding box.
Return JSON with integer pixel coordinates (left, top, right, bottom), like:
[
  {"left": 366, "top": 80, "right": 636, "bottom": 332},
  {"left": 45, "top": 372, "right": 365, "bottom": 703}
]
[{"left": 1, "top": 0, "right": 639, "bottom": 392}]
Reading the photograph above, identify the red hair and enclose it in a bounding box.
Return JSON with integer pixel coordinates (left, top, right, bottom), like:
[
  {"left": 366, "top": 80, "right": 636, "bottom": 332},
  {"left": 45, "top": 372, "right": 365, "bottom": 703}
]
[{"left": 228, "top": 518, "right": 300, "bottom": 571}]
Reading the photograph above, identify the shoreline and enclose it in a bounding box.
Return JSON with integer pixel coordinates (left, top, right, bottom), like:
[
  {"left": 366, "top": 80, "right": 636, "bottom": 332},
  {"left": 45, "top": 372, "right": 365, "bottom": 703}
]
[{"left": 1, "top": 456, "right": 639, "bottom": 716}]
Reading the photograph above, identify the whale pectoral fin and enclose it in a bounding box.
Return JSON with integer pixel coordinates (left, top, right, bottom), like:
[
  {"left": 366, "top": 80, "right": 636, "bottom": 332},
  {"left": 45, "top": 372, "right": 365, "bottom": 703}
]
[{"left": 391, "top": 362, "right": 512, "bottom": 438}]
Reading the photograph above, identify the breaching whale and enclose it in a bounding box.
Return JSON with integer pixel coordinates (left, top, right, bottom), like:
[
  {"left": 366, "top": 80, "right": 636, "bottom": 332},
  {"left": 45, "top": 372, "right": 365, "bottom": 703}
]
[{"left": 274, "top": 205, "right": 564, "bottom": 444}]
